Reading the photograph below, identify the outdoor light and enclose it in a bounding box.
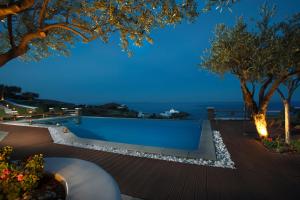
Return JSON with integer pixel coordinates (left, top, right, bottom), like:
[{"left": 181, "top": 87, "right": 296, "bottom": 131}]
[{"left": 253, "top": 114, "right": 268, "bottom": 137}]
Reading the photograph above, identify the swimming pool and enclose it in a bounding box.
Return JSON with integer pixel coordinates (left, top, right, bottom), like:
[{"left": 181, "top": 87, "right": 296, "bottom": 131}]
[{"left": 38, "top": 116, "right": 201, "bottom": 150}]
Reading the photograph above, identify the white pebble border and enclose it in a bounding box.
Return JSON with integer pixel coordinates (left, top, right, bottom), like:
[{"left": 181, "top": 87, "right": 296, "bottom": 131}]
[{"left": 48, "top": 127, "right": 235, "bottom": 169}]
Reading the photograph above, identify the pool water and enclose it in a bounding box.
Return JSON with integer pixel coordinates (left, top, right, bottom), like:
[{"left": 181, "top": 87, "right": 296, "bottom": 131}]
[{"left": 39, "top": 117, "right": 201, "bottom": 150}]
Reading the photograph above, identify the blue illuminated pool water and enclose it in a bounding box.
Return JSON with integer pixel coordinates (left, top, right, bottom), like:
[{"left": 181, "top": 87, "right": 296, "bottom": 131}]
[{"left": 40, "top": 117, "right": 201, "bottom": 150}]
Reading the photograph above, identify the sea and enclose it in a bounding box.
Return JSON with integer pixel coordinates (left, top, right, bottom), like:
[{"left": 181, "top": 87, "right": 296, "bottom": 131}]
[{"left": 124, "top": 101, "right": 300, "bottom": 120}]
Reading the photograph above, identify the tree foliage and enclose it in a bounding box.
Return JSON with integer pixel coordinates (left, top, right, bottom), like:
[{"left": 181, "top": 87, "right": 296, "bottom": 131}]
[
  {"left": 201, "top": 4, "right": 300, "bottom": 114},
  {"left": 277, "top": 75, "right": 300, "bottom": 104},
  {"left": 0, "top": 84, "right": 22, "bottom": 98},
  {"left": 0, "top": 0, "right": 236, "bottom": 67},
  {"left": 0, "top": 84, "right": 40, "bottom": 100},
  {"left": 21, "top": 92, "right": 39, "bottom": 100},
  {"left": 202, "top": 0, "right": 238, "bottom": 12},
  {"left": 200, "top": 4, "right": 300, "bottom": 137}
]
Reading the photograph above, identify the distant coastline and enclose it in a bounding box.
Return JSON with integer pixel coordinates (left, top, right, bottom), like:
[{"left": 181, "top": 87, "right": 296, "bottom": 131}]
[
  {"left": 1, "top": 83, "right": 299, "bottom": 120},
  {"left": 3, "top": 98, "right": 300, "bottom": 121},
  {"left": 1, "top": 99, "right": 190, "bottom": 120}
]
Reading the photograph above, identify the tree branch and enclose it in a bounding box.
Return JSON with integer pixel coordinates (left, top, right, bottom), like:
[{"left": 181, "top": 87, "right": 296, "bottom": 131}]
[
  {"left": 284, "top": 70, "right": 300, "bottom": 80},
  {"left": 276, "top": 88, "right": 285, "bottom": 101},
  {"left": 42, "top": 23, "right": 89, "bottom": 42},
  {"left": 287, "top": 79, "right": 300, "bottom": 103},
  {"left": 240, "top": 78, "right": 258, "bottom": 114},
  {"left": 258, "top": 75, "right": 273, "bottom": 107},
  {"left": 251, "top": 82, "right": 256, "bottom": 96},
  {"left": 38, "top": 0, "right": 50, "bottom": 28},
  {"left": 0, "top": 0, "right": 34, "bottom": 19},
  {"left": 7, "top": 15, "right": 15, "bottom": 48},
  {"left": 261, "top": 70, "right": 300, "bottom": 111},
  {"left": 68, "top": 23, "right": 94, "bottom": 34},
  {"left": 0, "top": 22, "right": 90, "bottom": 67},
  {"left": 0, "top": 47, "right": 27, "bottom": 67},
  {"left": 19, "top": 31, "right": 47, "bottom": 49},
  {"left": 0, "top": 31, "right": 46, "bottom": 67}
]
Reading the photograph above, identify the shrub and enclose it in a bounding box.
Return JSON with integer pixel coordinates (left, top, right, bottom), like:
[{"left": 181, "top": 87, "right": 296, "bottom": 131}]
[
  {"left": 15, "top": 107, "right": 28, "bottom": 115},
  {"left": 35, "top": 107, "right": 46, "bottom": 114},
  {"left": 261, "top": 137, "right": 287, "bottom": 152},
  {"left": 290, "top": 140, "right": 300, "bottom": 153},
  {"left": 0, "top": 146, "right": 44, "bottom": 200},
  {"left": 262, "top": 137, "right": 277, "bottom": 149},
  {"left": 0, "top": 108, "right": 6, "bottom": 118},
  {"left": 262, "top": 137, "right": 300, "bottom": 153}
]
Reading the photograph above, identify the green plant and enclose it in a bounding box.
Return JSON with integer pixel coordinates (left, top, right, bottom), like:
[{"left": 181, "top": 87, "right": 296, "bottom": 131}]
[
  {"left": 290, "top": 140, "right": 300, "bottom": 153},
  {"left": 35, "top": 107, "right": 46, "bottom": 114},
  {"left": 261, "top": 137, "right": 287, "bottom": 152},
  {"left": 0, "top": 146, "right": 44, "bottom": 200},
  {"left": 15, "top": 107, "right": 28, "bottom": 115},
  {"left": 262, "top": 137, "right": 277, "bottom": 149},
  {"left": 261, "top": 136, "right": 300, "bottom": 153},
  {"left": 0, "top": 108, "right": 6, "bottom": 118}
]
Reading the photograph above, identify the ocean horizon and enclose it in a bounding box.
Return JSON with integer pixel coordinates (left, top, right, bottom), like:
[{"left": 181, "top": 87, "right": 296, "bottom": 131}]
[
  {"left": 48, "top": 99, "right": 300, "bottom": 120},
  {"left": 121, "top": 101, "right": 300, "bottom": 120}
]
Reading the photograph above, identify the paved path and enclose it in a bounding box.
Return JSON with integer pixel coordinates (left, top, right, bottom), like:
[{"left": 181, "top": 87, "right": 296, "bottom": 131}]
[{"left": 0, "top": 121, "right": 300, "bottom": 200}]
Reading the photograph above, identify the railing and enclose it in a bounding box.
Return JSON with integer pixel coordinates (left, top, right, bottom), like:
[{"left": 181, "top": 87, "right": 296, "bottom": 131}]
[
  {"left": 207, "top": 107, "right": 281, "bottom": 120},
  {"left": 0, "top": 112, "right": 68, "bottom": 121},
  {"left": 0, "top": 107, "right": 81, "bottom": 122}
]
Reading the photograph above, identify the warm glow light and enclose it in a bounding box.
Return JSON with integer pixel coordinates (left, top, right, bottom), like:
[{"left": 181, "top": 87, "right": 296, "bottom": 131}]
[{"left": 254, "top": 114, "right": 268, "bottom": 137}]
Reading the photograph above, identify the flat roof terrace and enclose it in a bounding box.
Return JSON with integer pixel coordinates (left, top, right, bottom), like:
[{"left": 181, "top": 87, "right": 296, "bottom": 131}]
[
  {"left": 5, "top": 118, "right": 220, "bottom": 165},
  {"left": 0, "top": 120, "right": 300, "bottom": 200}
]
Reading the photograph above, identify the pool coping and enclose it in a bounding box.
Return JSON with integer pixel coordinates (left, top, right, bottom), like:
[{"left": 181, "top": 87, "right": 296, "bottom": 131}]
[
  {"left": 0, "top": 131, "right": 8, "bottom": 142},
  {"left": 48, "top": 119, "right": 216, "bottom": 161},
  {"left": 196, "top": 120, "right": 216, "bottom": 160},
  {"left": 15, "top": 116, "right": 215, "bottom": 160},
  {"left": 2, "top": 117, "right": 234, "bottom": 168}
]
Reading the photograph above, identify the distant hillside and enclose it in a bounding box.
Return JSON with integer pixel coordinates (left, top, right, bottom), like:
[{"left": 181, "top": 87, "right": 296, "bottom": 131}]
[
  {"left": 82, "top": 103, "right": 138, "bottom": 118},
  {"left": 0, "top": 84, "right": 189, "bottom": 119},
  {"left": 12, "top": 99, "right": 76, "bottom": 109}
]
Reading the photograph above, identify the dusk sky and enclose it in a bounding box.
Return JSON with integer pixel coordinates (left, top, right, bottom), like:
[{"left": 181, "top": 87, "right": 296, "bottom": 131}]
[{"left": 1, "top": 0, "right": 300, "bottom": 104}]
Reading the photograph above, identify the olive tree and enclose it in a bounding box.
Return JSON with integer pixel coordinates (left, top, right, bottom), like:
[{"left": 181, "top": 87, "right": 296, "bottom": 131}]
[
  {"left": 201, "top": 5, "right": 300, "bottom": 137},
  {"left": 0, "top": 0, "right": 238, "bottom": 67},
  {"left": 276, "top": 75, "right": 300, "bottom": 144}
]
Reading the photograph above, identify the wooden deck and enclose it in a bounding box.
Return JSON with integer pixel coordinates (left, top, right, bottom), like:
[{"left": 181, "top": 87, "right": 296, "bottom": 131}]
[{"left": 1, "top": 121, "right": 300, "bottom": 200}]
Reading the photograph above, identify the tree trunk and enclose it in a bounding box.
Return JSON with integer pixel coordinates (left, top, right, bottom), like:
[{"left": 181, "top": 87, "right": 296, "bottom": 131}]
[
  {"left": 0, "top": 31, "right": 46, "bottom": 67},
  {"left": 240, "top": 79, "right": 258, "bottom": 113},
  {"left": 283, "top": 100, "right": 290, "bottom": 144},
  {"left": 253, "top": 110, "right": 268, "bottom": 138},
  {"left": 0, "top": 0, "right": 35, "bottom": 19},
  {"left": 240, "top": 79, "right": 269, "bottom": 137},
  {"left": 0, "top": 47, "right": 27, "bottom": 67}
]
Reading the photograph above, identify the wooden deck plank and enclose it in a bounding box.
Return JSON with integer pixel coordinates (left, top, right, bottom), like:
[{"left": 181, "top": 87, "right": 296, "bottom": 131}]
[{"left": 1, "top": 121, "right": 300, "bottom": 200}]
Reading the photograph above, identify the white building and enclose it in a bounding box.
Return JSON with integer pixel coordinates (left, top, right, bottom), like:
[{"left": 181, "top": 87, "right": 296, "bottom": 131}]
[
  {"left": 160, "top": 108, "right": 179, "bottom": 117},
  {"left": 138, "top": 112, "right": 145, "bottom": 118},
  {"left": 117, "top": 104, "right": 127, "bottom": 109}
]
